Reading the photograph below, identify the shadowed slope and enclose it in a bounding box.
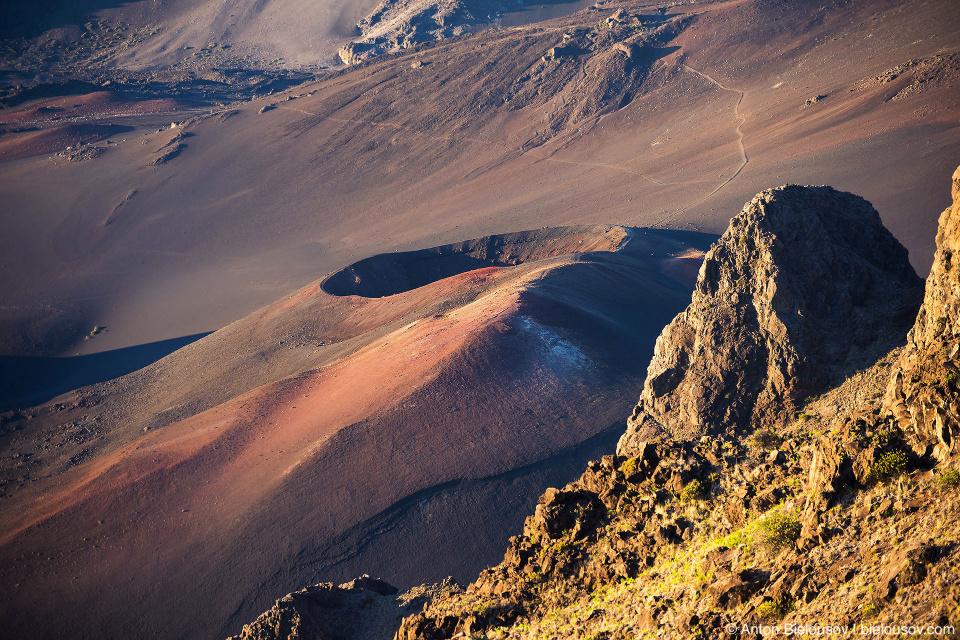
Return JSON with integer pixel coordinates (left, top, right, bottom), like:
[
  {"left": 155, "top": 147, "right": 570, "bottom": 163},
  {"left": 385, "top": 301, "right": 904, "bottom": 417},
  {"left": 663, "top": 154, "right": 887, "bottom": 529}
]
[{"left": 0, "top": 332, "right": 210, "bottom": 410}]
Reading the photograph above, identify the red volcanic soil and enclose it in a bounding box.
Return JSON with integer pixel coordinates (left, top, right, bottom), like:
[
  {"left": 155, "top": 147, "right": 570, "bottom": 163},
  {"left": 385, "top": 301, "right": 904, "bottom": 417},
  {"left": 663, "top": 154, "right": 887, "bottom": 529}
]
[
  {"left": 0, "top": 92, "right": 191, "bottom": 161},
  {"left": 0, "top": 124, "right": 121, "bottom": 161},
  {"left": 0, "top": 0, "right": 958, "bottom": 637},
  {"left": 0, "top": 92, "right": 184, "bottom": 124},
  {"left": 0, "top": 226, "right": 712, "bottom": 640}
]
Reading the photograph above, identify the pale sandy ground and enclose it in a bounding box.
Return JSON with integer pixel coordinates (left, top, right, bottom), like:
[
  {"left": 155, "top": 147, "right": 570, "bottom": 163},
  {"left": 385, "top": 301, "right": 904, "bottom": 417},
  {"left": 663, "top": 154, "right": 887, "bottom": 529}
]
[{"left": 0, "top": 0, "right": 384, "bottom": 67}]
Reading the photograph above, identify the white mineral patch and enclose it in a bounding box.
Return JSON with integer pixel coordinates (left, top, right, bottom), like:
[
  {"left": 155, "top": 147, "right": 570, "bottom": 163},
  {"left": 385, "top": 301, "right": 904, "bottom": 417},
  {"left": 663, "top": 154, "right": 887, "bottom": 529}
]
[{"left": 518, "top": 316, "right": 590, "bottom": 369}]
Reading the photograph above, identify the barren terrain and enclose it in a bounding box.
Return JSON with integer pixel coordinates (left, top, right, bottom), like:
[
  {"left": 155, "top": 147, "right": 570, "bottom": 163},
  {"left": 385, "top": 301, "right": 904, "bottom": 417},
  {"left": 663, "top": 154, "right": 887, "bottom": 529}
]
[
  {"left": 1, "top": 0, "right": 958, "bottom": 362},
  {"left": 1, "top": 1, "right": 959, "bottom": 639},
  {"left": 0, "top": 226, "right": 709, "bottom": 639}
]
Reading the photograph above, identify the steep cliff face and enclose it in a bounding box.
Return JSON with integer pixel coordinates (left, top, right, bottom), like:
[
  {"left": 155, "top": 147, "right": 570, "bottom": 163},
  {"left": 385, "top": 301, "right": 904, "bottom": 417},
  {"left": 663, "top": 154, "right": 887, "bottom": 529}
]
[
  {"left": 619, "top": 186, "right": 922, "bottom": 451},
  {"left": 884, "top": 166, "right": 960, "bottom": 462}
]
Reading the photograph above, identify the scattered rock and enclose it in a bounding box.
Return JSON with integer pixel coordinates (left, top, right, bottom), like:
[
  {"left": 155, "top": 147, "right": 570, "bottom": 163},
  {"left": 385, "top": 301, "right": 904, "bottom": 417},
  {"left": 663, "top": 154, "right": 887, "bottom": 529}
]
[
  {"left": 56, "top": 143, "right": 105, "bottom": 162},
  {"left": 613, "top": 42, "right": 640, "bottom": 58},
  {"left": 544, "top": 45, "right": 578, "bottom": 61},
  {"left": 338, "top": 41, "right": 378, "bottom": 66}
]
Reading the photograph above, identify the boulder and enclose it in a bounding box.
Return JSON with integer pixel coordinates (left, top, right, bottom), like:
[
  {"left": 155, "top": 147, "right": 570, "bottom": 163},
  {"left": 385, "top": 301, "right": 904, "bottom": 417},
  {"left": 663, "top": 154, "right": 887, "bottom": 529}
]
[{"left": 620, "top": 185, "right": 922, "bottom": 450}]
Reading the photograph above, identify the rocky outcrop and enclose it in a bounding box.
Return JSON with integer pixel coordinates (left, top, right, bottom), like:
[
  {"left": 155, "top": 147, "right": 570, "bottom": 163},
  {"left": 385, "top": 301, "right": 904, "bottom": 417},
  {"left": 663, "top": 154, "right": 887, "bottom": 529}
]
[
  {"left": 337, "top": 42, "right": 378, "bottom": 66},
  {"left": 883, "top": 166, "right": 960, "bottom": 462},
  {"left": 227, "top": 576, "right": 460, "bottom": 640},
  {"left": 338, "top": 0, "right": 503, "bottom": 64},
  {"left": 619, "top": 185, "right": 922, "bottom": 450}
]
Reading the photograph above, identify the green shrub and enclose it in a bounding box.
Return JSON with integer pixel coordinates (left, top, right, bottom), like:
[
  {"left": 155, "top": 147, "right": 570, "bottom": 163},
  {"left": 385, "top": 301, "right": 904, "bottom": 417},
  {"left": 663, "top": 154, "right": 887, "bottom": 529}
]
[
  {"left": 756, "top": 510, "right": 801, "bottom": 551},
  {"left": 937, "top": 468, "right": 960, "bottom": 491},
  {"left": 756, "top": 598, "right": 794, "bottom": 621},
  {"left": 473, "top": 599, "right": 492, "bottom": 616},
  {"left": 681, "top": 479, "right": 709, "bottom": 502},
  {"left": 620, "top": 457, "right": 638, "bottom": 475},
  {"left": 870, "top": 450, "right": 909, "bottom": 483}
]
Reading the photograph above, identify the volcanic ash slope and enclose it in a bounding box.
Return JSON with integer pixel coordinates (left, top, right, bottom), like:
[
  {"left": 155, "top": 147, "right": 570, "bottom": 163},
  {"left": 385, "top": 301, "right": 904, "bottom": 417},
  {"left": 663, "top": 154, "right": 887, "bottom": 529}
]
[{"left": 0, "top": 225, "right": 711, "bottom": 640}]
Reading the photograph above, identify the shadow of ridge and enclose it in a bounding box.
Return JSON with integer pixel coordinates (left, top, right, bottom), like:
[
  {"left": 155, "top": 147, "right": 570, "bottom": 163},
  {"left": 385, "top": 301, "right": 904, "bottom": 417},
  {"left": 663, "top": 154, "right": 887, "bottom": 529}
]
[
  {"left": 0, "top": 332, "right": 212, "bottom": 411},
  {"left": 322, "top": 226, "right": 717, "bottom": 300},
  {"left": 620, "top": 227, "right": 717, "bottom": 250},
  {"left": 0, "top": 0, "right": 134, "bottom": 40},
  {"left": 320, "top": 225, "right": 633, "bottom": 298},
  {"left": 277, "top": 419, "right": 623, "bottom": 586},
  {"left": 221, "top": 419, "right": 625, "bottom": 636}
]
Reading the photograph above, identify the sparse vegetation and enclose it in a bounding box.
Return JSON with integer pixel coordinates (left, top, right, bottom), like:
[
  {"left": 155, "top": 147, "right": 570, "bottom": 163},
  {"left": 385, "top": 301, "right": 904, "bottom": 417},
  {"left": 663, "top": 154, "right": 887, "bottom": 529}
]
[
  {"left": 937, "top": 468, "right": 960, "bottom": 491},
  {"left": 680, "top": 479, "right": 708, "bottom": 502},
  {"left": 552, "top": 540, "right": 571, "bottom": 556},
  {"left": 755, "top": 509, "right": 801, "bottom": 551},
  {"left": 756, "top": 597, "right": 794, "bottom": 621},
  {"left": 870, "top": 449, "right": 909, "bottom": 483}
]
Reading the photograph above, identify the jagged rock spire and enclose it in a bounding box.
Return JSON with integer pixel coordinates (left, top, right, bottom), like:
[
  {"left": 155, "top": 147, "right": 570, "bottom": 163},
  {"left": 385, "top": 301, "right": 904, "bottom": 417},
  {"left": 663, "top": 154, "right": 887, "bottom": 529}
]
[
  {"left": 884, "top": 165, "right": 960, "bottom": 461},
  {"left": 620, "top": 185, "right": 922, "bottom": 451}
]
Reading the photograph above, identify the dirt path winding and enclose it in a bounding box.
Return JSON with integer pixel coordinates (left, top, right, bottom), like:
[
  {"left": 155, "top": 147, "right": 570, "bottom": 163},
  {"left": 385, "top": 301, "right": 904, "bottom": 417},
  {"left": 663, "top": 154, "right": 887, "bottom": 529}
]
[
  {"left": 683, "top": 63, "right": 749, "bottom": 198},
  {"left": 278, "top": 65, "right": 747, "bottom": 220}
]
